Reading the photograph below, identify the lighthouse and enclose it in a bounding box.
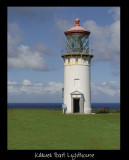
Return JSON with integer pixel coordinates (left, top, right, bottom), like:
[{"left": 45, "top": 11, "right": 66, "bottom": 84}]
[{"left": 61, "top": 18, "right": 93, "bottom": 114}]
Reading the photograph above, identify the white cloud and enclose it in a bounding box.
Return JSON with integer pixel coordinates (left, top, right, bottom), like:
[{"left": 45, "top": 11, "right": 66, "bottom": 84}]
[
  {"left": 91, "top": 81, "right": 120, "bottom": 97},
  {"left": 8, "top": 79, "right": 119, "bottom": 100},
  {"left": 83, "top": 7, "right": 120, "bottom": 65},
  {"left": 108, "top": 7, "right": 120, "bottom": 21},
  {"left": 32, "top": 42, "right": 54, "bottom": 56},
  {"left": 45, "top": 81, "right": 64, "bottom": 94},
  {"left": 8, "top": 80, "right": 64, "bottom": 96},
  {"left": 54, "top": 17, "right": 74, "bottom": 32},
  {"left": 8, "top": 81, "right": 18, "bottom": 85},
  {"left": 8, "top": 22, "right": 51, "bottom": 71},
  {"left": 8, "top": 22, "right": 24, "bottom": 58},
  {"left": 23, "top": 79, "right": 31, "bottom": 85},
  {"left": 8, "top": 44, "right": 49, "bottom": 71}
]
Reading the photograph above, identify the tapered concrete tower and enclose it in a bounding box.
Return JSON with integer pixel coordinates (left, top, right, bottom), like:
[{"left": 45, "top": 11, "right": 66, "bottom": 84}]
[{"left": 61, "top": 18, "right": 93, "bottom": 114}]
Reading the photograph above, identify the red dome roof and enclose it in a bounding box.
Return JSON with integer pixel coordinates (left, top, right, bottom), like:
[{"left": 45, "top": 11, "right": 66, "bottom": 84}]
[{"left": 64, "top": 18, "right": 90, "bottom": 35}]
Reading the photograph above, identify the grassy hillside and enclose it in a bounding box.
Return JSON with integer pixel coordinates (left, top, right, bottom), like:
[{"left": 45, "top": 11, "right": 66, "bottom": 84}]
[{"left": 7, "top": 109, "right": 120, "bottom": 150}]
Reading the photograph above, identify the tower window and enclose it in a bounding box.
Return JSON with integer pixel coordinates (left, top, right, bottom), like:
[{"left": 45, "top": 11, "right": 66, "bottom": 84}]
[{"left": 74, "top": 79, "right": 80, "bottom": 87}]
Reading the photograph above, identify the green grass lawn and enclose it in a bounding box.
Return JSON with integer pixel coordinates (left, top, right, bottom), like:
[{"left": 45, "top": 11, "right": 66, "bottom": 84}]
[{"left": 7, "top": 109, "right": 120, "bottom": 150}]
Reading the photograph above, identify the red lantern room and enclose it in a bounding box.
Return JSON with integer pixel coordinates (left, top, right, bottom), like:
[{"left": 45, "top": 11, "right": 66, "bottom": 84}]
[
  {"left": 63, "top": 18, "right": 91, "bottom": 54},
  {"left": 65, "top": 18, "right": 90, "bottom": 35}
]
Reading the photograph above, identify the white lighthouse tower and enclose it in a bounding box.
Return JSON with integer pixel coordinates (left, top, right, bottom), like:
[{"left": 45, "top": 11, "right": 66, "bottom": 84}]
[{"left": 61, "top": 18, "right": 93, "bottom": 114}]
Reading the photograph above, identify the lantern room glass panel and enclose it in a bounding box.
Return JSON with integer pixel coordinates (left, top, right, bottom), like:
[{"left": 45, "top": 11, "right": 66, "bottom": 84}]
[{"left": 66, "top": 34, "right": 89, "bottom": 54}]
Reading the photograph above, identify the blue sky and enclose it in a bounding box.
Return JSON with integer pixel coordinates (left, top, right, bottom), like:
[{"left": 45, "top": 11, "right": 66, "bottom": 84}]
[{"left": 8, "top": 7, "right": 120, "bottom": 103}]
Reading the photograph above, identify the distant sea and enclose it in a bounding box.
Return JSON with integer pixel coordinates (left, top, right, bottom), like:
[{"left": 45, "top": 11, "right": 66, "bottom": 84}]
[{"left": 8, "top": 103, "right": 120, "bottom": 110}]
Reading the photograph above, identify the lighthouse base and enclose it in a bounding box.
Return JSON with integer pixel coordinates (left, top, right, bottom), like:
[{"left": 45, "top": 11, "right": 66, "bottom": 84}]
[
  {"left": 65, "top": 107, "right": 92, "bottom": 114},
  {"left": 84, "top": 108, "right": 92, "bottom": 114},
  {"left": 65, "top": 110, "right": 92, "bottom": 114}
]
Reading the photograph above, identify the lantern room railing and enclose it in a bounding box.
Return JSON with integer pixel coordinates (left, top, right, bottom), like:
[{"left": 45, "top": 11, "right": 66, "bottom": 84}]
[{"left": 61, "top": 48, "right": 94, "bottom": 55}]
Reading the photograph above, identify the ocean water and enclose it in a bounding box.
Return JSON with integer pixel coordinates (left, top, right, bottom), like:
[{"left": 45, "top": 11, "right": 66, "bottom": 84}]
[{"left": 8, "top": 103, "right": 120, "bottom": 110}]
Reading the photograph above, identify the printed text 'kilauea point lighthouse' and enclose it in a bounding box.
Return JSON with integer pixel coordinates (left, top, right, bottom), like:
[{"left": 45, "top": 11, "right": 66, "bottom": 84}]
[{"left": 61, "top": 18, "right": 94, "bottom": 114}]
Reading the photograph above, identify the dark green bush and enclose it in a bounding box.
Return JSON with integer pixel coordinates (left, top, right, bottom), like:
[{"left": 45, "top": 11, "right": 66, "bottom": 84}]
[
  {"left": 95, "top": 108, "right": 109, "bottom": 114},
  {"left": 92, "top": 108, "right": 120, "bottom": 114}
]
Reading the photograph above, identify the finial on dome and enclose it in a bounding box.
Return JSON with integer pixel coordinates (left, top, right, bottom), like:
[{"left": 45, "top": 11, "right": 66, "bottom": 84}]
[{"left": 75, "top": 18, "right": 80, "bottom": 26}]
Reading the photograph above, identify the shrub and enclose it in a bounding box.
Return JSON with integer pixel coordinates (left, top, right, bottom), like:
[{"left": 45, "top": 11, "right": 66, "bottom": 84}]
[{"left": 96, "top": 108, "right": 109, "bottom": 114}]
